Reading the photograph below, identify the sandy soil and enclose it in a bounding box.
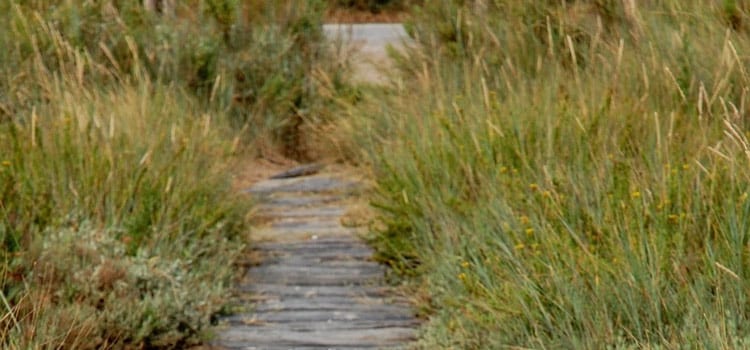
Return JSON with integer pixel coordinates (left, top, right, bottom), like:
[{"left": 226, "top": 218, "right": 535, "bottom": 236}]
[
  {"left": 326, "top": 8, "right": 408, "bottom": 23},
  {"left": 323, "top": 23, "right": 410, "bottom": 83}
]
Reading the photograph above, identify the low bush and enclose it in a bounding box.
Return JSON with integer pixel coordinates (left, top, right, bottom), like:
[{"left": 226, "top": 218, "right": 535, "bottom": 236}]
[
  {"left": 0, "top": 0, "right": 343, "bottom": 348},
  {"left": 0, "top": 58, "right": 246, "bottom": 348}
]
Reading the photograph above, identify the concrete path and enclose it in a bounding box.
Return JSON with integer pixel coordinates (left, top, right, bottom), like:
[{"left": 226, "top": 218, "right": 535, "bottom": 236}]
[
  {"left": 323, "top": 24, "right": 410, "bottom": 83},
  {"left": 214, "top": 168, "right": 419, "bottom": 349}
]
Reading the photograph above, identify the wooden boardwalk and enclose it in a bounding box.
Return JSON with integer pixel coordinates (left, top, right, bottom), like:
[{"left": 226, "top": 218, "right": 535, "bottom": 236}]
[{"left": 214, "top": 169, "right": 419, "bottom": 349}]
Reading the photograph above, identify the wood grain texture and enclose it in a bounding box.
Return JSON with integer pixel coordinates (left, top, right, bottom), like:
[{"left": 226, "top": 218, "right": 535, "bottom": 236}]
[{"left": 215, "top": 172, "right": 419, "bottom": 349}]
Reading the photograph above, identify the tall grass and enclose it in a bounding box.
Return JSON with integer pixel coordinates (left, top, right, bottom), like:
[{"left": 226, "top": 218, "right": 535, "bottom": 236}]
[
  {"left": 352, "top": 0, "right": 750, "bottom": 347},
  {"left": 0, "top": 0, "right": 347, "bottom": 158},
  {"left": 0, "top": 52, "right": 245, "bottom": 350},
  {"left": 0, "top": 0, "right": 341, "bottom": 348}
]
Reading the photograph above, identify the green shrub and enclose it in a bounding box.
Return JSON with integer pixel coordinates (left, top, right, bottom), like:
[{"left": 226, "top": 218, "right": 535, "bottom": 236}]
[
  {"left": 0, "top": 56, "right": 247, "bottom": 347},
  {"left": 0, "top": 0, "right": 344, "bottom": 347}
]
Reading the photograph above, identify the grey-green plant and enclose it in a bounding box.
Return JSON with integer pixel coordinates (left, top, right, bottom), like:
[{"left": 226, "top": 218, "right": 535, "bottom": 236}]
[{"left": 0, "top": 0, "right": 346, "bottom": 348}]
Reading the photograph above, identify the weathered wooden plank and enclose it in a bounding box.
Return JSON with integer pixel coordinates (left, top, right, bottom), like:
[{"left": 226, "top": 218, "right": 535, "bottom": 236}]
[
  {"left": 259, "top": 246, "right": 373, "bottom": 258},
  {"left": 251, "top": 296, "right": 410, "bottom": 311},
  {"left": 246, "top": 176, "right": 358, "bottom": 194},
  {"left": 218, "top": 326, "right": 415, "bottom": 347},
  {"left": 264, "top": 248, "right": 372, "bottom": 256},
  {"left": 258, "top": 235, "right": 361, "bottom": 244},
  {"left": 249, "top": 273, "right": 384, "bottom": 286},
  {"left": 248, "top": 268, "right": 384, "bottom": 286},
  {"left": 256, "top": 247, "right": 373, "bottom": 258},
  {"left": 248, "top": 276, "right": 382, "bottom": 287},
  {"left": 239, "top": 283, "right": 389, "bottom": 297},
  {"left": 223, "top": 316, "right": 420, "bottom": 330},
  {"left": 254, "top": 226, "right": 359, "bottom": 238},
  {"left": 260, "top": 250, "right": 374, "bottom": 262},
  {"left": 256, "top": 206, "right": 347, "bottom": 218},
  {"left": 256, "top": 242, "right": 368, "bottom": 251},
  {"left": 256, "top": 240, "right": 370, "bottom": 251},
  {"left": 256, "top": 258, "right": 380, "bottom": 269},
  {"left": 260, "top": 194, "right": 343, "bottom": 207},
  {"left": 269, "top": 163, "right": 325, "bottom": 179},
  {"left": 230, "top": 309, "right": 416, "bottom": 323},
  {"left": 250, "top": 264, "right": 384, "bottom": 276}
]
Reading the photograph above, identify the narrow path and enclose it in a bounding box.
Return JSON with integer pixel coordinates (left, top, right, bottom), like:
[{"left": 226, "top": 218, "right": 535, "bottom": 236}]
[
  {"left": 214, "top": 169, "right": 419, "bottom": 349},
  {"left": 323, "top": 23, "right": 410, "bottom": 83}
]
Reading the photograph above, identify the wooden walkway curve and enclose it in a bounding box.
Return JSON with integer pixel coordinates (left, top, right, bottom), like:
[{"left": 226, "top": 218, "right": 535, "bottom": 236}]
[{"left": 214, "top": 168, "right": 419, "bottom": 349}]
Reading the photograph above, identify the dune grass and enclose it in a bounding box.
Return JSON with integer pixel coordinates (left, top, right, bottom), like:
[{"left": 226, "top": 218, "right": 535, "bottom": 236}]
[
  {"left": 0, "top": 78, "right": 246, "bottom": 349},
  {"left": 0, "top": 0, "right": 345, "bottom": 348},
  {"left": 13, "top": 0, "right": 750, "bottom": 348},
  {"left": 346, "top": 0, "right": 750, "bottom": 348}
]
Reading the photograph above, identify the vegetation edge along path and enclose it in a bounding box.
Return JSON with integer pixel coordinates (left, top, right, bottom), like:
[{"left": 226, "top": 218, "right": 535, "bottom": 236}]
[{"left": 214, "top": 167, "right": 420, "bottom": 349}]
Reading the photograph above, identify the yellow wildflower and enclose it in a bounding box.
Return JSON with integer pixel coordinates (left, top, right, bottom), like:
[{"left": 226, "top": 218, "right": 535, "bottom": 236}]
[
  {"left": 458, "top": 272, "right": 467, "bottom": 280},
  {"left": 631, "top": 191, "right": 641, "bottom": 199},
  {"left": 1, "top": 160, "right": 10, "bottom": 167},
  {"left": 520, "top": 215, "right": 530, "bottom": 225},
  {"left": 525, "top": 228, "right": 534, "bottom": 236},
  {"left": 529, "top": 183, "right": 539, "bottom": 191},
  {"left": 514, "top": 243, "right": 525, "bottom": 250},
  {"left": 461, "top": 261, "right": 470, "bottom": 268}
]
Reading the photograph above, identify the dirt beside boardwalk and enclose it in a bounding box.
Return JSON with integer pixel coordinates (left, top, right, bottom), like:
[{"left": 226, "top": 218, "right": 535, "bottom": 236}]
[{"left": 326, "top": 8, "right": 408, "bottom": 23}]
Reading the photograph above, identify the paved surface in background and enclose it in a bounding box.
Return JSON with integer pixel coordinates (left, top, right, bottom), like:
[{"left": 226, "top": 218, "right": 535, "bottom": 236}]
[
  {"left": 214, "top": 168, "right": 419, "bottom": 349},
  {"left": 323, "top": 23, "right": 410, "bottom": 83}
]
